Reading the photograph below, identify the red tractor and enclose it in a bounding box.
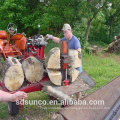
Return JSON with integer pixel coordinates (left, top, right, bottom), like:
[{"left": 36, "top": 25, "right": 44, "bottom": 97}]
[
  {"left": 0, "top": 23, "right": 26, "bottom": 60},
  {"left": 0, "top": 23, "right": 49, "bottom": 116},
  {"left": 0, "top": 23, "right": 46, "bottom": 61}
]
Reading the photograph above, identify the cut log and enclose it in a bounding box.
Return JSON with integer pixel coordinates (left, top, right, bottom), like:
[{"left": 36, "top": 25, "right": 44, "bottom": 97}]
[
  {"left": 2, "top": 57, "right": 24, "bottom": 91},
  {"left": 45, "top": 47, "right": 60, "bottom": 69},
  {"left": 22, "top": 56, "right": 44, "bottom": 83},
  {"left": 92, "top": 45, "right": 98, "bottom": 51},
  {"left": 43, "top": 86, "right": 73, "bottom": 105},
  {"left": 68, "top": 49, "right": 81, "bottom": 68},
  {"left": 68, "top": 68, "right": 79, "bottom": 82},
  {"left": 47, "top": 69, "right": 62, "bottom": 86},
  {"left": 91, "top": 45, "right": 98, "bottom": 55}
]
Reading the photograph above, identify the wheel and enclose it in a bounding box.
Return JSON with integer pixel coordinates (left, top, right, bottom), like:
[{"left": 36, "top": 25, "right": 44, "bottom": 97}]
[
  {"left": 8, "top": 102, "right": 19, "bottom": 116},
  {"left": 7, "top": 23, "right": 17, "bottom": 35}
]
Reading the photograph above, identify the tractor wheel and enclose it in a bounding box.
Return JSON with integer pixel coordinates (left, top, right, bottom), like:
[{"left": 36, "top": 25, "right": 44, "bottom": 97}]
[{"left": 8, "top": 102, "right": 19, "bottom": 116}]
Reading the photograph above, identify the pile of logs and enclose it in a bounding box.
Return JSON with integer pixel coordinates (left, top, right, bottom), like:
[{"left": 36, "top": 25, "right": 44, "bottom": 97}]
[
  {"left": 105, "top": 35, "right": 120, "bottom": 53},
  {"left": 2, "top": 47, "right": 82, "bottom": 91}
]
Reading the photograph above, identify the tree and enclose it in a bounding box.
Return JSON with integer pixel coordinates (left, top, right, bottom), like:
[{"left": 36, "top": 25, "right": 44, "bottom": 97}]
[
  {"left": 77, "top": 0, "right": 107, "bottom": 46},
  {"left": 0, "top": 0, "right": 27, "bottom": 31},
  {"left": 104, "top": 0, "right": 120, "bottom": 41}
]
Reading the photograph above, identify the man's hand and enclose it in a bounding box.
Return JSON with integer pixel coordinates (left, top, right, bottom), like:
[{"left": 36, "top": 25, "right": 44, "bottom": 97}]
[
  {"left": 78, "top": 51, "right": 82, "bottom": 59},
  {"left": 46, "top": 34, "right": 53, "bottom": 40},
  {"left": 11, "top": 91, "right": 27, "bottom": 102}
]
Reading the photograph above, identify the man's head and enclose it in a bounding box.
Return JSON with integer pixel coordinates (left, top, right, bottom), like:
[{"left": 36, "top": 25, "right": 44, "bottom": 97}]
[
  {"left": 62, "top": 23, "right": 71, "bottom": 31},
  {"left": 62, "top": 23, "right": 73, "bottom": 40}
]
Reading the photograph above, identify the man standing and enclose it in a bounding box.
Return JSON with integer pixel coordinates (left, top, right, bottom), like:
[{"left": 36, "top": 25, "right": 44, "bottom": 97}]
[{"left": 46, "top": 23, "right": 82, "bottom": 73}]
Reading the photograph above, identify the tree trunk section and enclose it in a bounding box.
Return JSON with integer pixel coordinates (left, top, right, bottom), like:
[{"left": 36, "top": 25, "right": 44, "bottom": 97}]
[
  {"left": 45, "top": 47, "right": 60, "bottom": 69},
  {"left": 68, "top": 49, "right": 81, "bottom": 68},
  {"left": 2, "top": 57, "right": 24, "bottom": 91},
  {"left": 47, "top": 69, "right": 62, "bottom": 86},
  {"left": 68, "top": 68, "right": 79, "bottom": 82},
  {"left": 22, "top": 56, "right": 44, "bottom": 83}
]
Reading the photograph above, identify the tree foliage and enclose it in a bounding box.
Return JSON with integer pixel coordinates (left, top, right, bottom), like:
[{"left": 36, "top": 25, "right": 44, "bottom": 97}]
[{"left": 0, "top": 0, "right": 120, "bottom": 45}]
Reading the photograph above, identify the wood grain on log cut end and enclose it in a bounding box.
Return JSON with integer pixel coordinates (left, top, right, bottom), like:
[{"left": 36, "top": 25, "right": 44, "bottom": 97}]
[
  {"left": 3, "top": 57, "right": 24, "bottom": 91},
  {"left": 47, "top": 69, "right": 62, "bottom": 86},
  {"left": 68, "top": 49, "right": 81, "bottom": 68},
  {"left": 68, "top": 68, "right": 79, "bottom": 82},
  {"left": 4, "top": 65, "right": 24, "bottom": 91},
  {"left": 22, "top": 56, "right": 44, "bottom": 83},
  {"left": 45, "top": 47, "right": 60, "bottom": 69}
]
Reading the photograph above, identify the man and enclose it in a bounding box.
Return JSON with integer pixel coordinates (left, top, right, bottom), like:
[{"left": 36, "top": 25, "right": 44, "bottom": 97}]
[
  {"left": 0, "top": 90, "right": 27, "bottom": 102},
  {"left": 46, "top": 23, "right": 82, "bottom": 73}
]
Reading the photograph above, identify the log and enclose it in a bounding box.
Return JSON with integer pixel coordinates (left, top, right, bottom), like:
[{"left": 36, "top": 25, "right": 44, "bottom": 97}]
[
  {"left": 45, "top": 47, "right": 60, "bottom": 69},
  {"left": 68, "top": 68, "right": 79, "bottom": 82},
  {"left": 43, "top": 86, "right": 73, "bottom": 105},
  {"left": 47, "top": 69, "right": 62, "bottom": 86},
  {"left": 22, "top": 56, "right": 44, "bottom": 83},
  {"left": 2, "top": 57, "right": 24, "bottom": 91},
  {"left": 106, "top": 39, "right": 120, "bottom": 53},
  {"left": 105, "top": 35, "right": 120, "bottom": 53},
  {"left": 68, "top": 49, "right": 81, "bottom": 68},
  {"left": 91, "top": 45, "right": 98, "bottom": 55}
]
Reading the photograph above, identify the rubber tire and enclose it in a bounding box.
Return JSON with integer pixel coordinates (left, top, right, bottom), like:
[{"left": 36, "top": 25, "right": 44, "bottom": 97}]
[{"left": 8, "top": 102, "right": 19, "bottom": 116}]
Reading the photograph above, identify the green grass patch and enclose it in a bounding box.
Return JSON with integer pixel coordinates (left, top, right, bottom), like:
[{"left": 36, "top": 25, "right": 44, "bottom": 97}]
[
  {"left": 0, "top": 102, "right": 8, "bottom": 119},
  {"left": 82, "top": 51, "right": 120, "bottom": 92}
]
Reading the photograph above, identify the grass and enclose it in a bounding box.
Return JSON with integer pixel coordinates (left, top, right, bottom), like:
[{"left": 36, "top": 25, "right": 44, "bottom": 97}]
[
  {"left": 0, "top": 102, "right": 8, "bottom": 119},
  {"left": 44, "top": 41, "right": 59, "bottom": 55},
  {"left": 82, "top": 50, "right": 120, "bottom": 93},
  {"left": 1, "top": 42, "right": 120, "bottom": 119}
]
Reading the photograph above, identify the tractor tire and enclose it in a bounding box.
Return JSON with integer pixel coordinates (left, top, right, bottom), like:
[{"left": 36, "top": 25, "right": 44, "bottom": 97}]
[{"left": 8, "top": 102, "right": 19, "bottom": 116}]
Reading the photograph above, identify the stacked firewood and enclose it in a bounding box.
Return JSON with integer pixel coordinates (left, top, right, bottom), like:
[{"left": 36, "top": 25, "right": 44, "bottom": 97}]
[{"left": 105, "top": 35, "right": 120, "bottom": 53}]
